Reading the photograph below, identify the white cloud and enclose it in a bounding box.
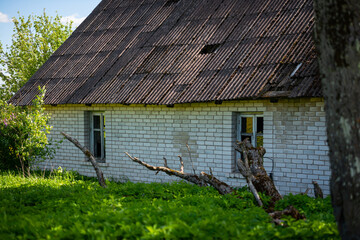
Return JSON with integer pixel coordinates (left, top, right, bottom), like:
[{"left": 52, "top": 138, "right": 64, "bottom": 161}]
[
  {"left": 61, "top": 14, "right": 86, "bottom": 27},
  {"left": 0, "top": 12, "right": 10, "bottom": 23}
]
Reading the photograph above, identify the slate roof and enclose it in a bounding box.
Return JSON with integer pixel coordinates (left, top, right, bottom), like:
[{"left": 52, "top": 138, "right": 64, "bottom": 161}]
[{"left": 10, "top": 0, "right": 320, "bottom": 106}]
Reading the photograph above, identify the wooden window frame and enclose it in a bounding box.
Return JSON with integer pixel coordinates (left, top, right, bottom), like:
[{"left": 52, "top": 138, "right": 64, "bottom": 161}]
[
  {"left": 237, "top": 114, "right": 263, "bottom": 147},
  {"left": 90, "top": 112, "right": 106, "bottom": 162}
]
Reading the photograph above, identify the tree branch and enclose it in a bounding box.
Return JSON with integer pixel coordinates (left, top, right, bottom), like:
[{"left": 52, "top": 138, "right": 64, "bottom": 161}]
[
  {"left": 61, "top": 132, "right": 107, "bottom": 188},
  {"left": 124, "top": 152, "right": 207, "bottom": 187}
]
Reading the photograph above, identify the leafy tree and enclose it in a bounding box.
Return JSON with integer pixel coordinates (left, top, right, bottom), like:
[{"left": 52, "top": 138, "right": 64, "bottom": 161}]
[
  {"left": 0, "top": 11, "right": 73, "bottom": 100},
  {"left": 0, "top": 87, "right": 56, "bottom": 175},
  {"left": 314, "top": 0, "right": 360, "bottom": 238}
]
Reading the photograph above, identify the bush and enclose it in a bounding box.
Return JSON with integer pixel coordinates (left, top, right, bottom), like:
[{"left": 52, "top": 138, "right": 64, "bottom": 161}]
[{"left": 0, "top": 87, "right": 55, "bottom": 173}]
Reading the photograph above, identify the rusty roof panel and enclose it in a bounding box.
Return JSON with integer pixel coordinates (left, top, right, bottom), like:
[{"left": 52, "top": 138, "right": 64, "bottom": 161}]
[{"left": 10, "top": 0, "right": 320, "bottom": 106}]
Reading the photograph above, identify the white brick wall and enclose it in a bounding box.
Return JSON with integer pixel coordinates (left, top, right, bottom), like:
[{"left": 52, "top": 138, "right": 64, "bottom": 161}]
[{"left": 40, "top": 97, "right": 330, "bottom": 196}]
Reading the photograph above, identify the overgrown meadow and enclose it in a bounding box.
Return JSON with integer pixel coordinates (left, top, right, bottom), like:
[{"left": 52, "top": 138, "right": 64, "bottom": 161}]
[{"left": 0, "top": 170, "right": 339, "bottom": 239}]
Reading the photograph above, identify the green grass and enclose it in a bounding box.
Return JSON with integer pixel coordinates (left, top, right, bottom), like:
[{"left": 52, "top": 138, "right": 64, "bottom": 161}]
[{"left": 0, "top": 170, "right": 339, "bottom": 239}]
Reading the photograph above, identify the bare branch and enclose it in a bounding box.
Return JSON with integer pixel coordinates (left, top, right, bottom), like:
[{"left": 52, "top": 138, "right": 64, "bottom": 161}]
[
  {"left": 125, "top": 152, "right": 207, "bottom": 187},
  {"left": 178, "top": 155, "right": 184, "bottom": 173},
  {"left": 163, "top": 157, "right": 168, "bottom": 168},
  {"left": 200, "top": 172, "right": 234, "bottom": 195},
  {"left": 186, "top": 142, "right": 196, "bottom": 174},
  {"left": 61, "top": 132, "right": 107, "bottom": 188}
]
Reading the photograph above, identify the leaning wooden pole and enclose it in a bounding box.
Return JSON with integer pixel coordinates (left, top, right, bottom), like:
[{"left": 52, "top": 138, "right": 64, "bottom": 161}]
[{"left": 61, "top": 132, "right": 107, "bottom": 188}]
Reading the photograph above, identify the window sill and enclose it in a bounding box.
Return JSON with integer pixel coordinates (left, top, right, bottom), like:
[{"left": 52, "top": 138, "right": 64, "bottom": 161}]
[{"left": 80, "top": 161, "right": 109, "bottom": 167}]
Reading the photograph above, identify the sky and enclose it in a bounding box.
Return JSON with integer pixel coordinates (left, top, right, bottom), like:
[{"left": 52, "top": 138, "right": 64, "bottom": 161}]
[{"left": 0, "top": 0, "right": 102, "bottom": 84}]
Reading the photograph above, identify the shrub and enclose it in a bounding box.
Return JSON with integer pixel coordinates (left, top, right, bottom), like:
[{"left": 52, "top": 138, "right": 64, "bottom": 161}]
[{"left": 0, "top": 87, "right": 55, "bottom": 173}]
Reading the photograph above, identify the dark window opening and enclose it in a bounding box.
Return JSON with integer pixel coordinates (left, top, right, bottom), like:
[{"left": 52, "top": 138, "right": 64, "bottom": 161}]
[
  {"left": 200, "top": 44, "right": 221, "bottom": 54},
  {"left": 91, "top": 113, "right": 105, "bottom": 161}
]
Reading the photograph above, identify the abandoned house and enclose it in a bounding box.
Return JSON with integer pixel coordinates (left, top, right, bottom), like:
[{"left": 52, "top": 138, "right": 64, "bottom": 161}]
[{"left": 10, "top": 0, "right": 330, "bottom": 195}]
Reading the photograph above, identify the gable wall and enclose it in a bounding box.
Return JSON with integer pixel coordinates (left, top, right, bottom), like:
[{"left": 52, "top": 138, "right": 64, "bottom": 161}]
[{"left": 41, "top": 98, "right": 330, "bottom": 196}]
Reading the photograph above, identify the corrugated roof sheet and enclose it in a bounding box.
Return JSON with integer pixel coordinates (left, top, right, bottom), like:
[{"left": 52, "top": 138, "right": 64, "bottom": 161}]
[{"left": 11, "top": 0, "right": 320, "bottom": 106}]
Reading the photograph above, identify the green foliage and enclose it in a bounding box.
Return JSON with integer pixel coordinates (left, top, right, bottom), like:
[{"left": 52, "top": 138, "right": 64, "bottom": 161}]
[
  {"left": 0, "top": 11, "right": 72, "bottom": 100},
  {"left": 0, "top": 87, "right": 55, "bottom": 172},
  {"left": 0, "top": 171, "right": 339, "bottom": 239}
]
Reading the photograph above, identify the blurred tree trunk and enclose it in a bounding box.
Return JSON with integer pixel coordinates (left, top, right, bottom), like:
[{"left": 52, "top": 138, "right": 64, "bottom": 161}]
[{"left": 314, "top": 0, "right": 360, "bottom": 238}]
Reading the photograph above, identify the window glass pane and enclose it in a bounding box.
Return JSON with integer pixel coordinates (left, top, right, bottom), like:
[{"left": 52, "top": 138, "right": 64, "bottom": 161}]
[
  {"left": 241, "top": 135, "right": 251, "bottom": 142},
  {"left": 93, "top": 115, "right": 100, "bottom": 129},
  {"left": 93, "top": 131, "right": 102, "bottom": 158},
  {"left": 103, "top": 115, "right": 106, "bottom": 158},
  {"left": 256, "top": 135, "right": 263, "bottom": 147},
  {"left": 241, "top": 117, "right": 253, "bottom": 133},
  {"left": 257, "top": 117, "right": 263, "bottom": 133}
]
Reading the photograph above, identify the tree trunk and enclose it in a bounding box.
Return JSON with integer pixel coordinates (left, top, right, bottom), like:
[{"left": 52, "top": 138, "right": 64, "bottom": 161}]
[
  {"left": 235, "top": 139, "right": 282, "bottom": 207},
  {"left": 61, "top": 132, "right": 107, "bottom": 188},
  {"left": 314, "top": 0, "right": 360, "bottom": 238}
]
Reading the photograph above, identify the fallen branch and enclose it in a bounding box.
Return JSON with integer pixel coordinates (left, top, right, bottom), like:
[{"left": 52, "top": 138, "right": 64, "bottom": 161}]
[
  {"left": 61, "top": 132, "right": 107, "bottom": 188},
  {"left": 200, "top": 171, "right": 234, "bottom": 195},
  {"left": 269, "top": 205, "right": 306, "bottom": 225},
  {"left": 125, "top": 152, "right": 207, "bottom": 187}
]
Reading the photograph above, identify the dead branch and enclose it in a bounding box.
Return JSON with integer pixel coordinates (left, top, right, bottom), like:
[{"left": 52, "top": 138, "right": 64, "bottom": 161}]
[
  {"left": 235, "top": 139, "right": 282, "bottom": 207},
  {"left": 61, "top": 132, "right": 107, "bottom": 188},
  {"left": 163, "top": 157, "right": 168, "bottom": 168},
  {"left": 178, "top": 155, "right": 184, "bottom": 173},
  {"left": 186, "top": 142, "right": 196, "bottom": 174},
  {"left": 312, "top": 180, "right": 324, "bottom": 199},
  {"left": 269, "top": 205, "right": 306, "bottom": 225},
  {"left": 125, "top": 152, "right": 207, "bottom": 187},
  {"left": 200, "top": 172, "right": 234, "bottom": 195}
]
